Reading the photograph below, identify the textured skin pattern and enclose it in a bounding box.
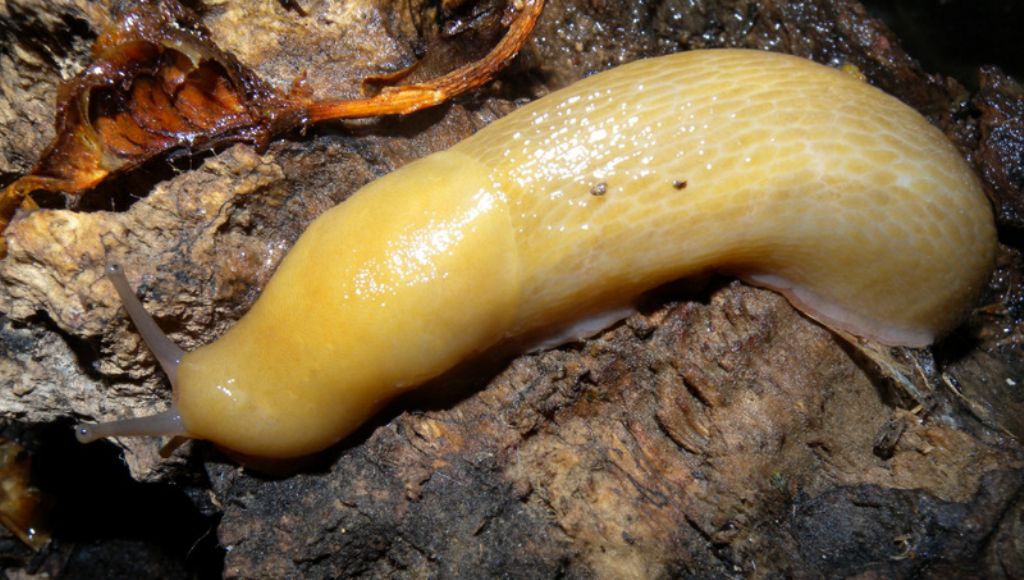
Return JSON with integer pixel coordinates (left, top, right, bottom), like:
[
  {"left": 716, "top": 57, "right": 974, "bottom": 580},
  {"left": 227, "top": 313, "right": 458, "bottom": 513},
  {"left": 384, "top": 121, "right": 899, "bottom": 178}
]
[
  {"left": 177, "top": 49, "right": 995, "bottom": 457},
  {"left": 460, "top": 49, "right": 994, "bottom": 345}
]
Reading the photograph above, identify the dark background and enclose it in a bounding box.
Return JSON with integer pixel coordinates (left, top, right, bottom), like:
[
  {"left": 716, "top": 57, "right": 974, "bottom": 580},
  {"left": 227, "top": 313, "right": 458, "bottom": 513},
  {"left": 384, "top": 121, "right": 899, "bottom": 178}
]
[{"left": 863, "top": 0, "right": 1024, "bottom": 86}]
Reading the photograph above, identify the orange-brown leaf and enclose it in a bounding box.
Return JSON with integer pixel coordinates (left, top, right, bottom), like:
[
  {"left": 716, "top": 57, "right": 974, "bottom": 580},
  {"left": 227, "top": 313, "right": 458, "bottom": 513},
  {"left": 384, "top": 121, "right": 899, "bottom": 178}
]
[{"left": 0, "top": 0, "right": 544, "bottom": 256}]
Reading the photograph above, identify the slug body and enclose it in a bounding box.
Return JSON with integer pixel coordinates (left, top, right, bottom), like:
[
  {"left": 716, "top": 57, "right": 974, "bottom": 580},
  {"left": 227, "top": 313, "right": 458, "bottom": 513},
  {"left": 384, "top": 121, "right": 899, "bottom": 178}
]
[{"left": 80, "top": 50, "right": 996, "bottom": 458}]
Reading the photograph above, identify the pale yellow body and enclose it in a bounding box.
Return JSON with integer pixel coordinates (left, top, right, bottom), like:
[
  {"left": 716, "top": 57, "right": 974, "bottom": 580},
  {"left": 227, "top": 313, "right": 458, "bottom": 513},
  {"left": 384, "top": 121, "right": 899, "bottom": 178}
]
[{"left": 176, "top": 50, "right": 995, "bottom": 458}]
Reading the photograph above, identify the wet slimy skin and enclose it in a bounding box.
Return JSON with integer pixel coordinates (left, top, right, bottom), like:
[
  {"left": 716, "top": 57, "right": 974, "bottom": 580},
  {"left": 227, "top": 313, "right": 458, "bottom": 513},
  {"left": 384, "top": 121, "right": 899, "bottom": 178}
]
[{"left": 77, "top": 50, "right": 996, "bottom": 458}]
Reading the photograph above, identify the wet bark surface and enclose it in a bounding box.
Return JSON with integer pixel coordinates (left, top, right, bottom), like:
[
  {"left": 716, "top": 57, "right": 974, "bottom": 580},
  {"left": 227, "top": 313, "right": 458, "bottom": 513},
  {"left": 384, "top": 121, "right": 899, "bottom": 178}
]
[{"left": 1, "top": 0, "right": 1023, "bottom": 577}]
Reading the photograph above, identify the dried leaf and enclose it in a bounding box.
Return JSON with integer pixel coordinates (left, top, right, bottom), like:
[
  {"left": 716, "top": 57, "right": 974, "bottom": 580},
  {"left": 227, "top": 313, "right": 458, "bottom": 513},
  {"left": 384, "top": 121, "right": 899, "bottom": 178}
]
[{"left": 0, "top": 0, "right": 544, "bottom": 254}]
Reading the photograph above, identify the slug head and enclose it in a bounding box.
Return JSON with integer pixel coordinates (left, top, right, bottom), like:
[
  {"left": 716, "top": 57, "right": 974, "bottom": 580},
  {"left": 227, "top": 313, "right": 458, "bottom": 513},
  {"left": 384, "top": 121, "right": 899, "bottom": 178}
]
[{"left": 77, "top": 152, "right": 521, "bottom": 459}]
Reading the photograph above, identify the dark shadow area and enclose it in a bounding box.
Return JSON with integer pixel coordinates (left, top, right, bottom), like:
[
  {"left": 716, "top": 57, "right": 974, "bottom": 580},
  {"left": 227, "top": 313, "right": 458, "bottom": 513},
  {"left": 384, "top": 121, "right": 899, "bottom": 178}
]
[
  {"left": 3, "top": 422, "right": 224, "bottom": 579},
  {"left": 862, "top": 0, "right": 1024, "bottom": 86},
  {"left": 74, "top": 148, "right": 220, "bottom": 215}
]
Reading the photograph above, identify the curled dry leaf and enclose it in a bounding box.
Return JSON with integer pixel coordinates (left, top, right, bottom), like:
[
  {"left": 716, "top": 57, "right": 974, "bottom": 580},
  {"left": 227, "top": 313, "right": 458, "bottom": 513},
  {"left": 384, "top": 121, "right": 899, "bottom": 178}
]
[
  {"left": 0, "top": 438, "right": 49, "bottom": 550},
  {"left": 0, "top": 0, "right": 544, "bottom": 255}
]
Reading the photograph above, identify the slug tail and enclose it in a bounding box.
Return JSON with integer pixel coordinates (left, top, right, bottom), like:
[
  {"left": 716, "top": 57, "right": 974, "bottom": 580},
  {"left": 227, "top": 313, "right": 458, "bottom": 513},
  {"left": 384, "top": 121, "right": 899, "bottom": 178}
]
[
  {"left": 104, "top": 264, "right": 185, "bottom": 388},
  {"left": 75, "top": 408, "right": 187, "bottom": 443}
]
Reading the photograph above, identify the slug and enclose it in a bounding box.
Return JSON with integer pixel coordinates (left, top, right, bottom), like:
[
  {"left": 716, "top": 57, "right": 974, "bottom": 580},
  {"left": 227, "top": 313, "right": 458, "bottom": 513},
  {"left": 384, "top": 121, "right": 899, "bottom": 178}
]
[{"left": 76, "top": 49, "right": 996, "bottom": 459}]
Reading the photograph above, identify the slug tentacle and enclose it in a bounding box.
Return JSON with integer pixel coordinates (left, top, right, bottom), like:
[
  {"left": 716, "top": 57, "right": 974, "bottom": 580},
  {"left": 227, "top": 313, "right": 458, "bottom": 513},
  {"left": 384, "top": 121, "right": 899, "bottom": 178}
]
[
  {"left": 75, "top": 409, "right": 186, "bottom": 444},
  {"left": 75, "top": 265, "right": 188, "bottom": 443},
  {"left": 103, "top": 264, "right": 185, "bottom": 387}
]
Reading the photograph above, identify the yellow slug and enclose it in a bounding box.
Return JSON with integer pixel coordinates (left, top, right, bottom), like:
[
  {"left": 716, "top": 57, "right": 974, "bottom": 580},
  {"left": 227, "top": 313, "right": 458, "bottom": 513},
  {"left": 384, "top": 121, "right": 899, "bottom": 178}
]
[{"left": 76, "top": 49, "right": 996, "bottom": 459}]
